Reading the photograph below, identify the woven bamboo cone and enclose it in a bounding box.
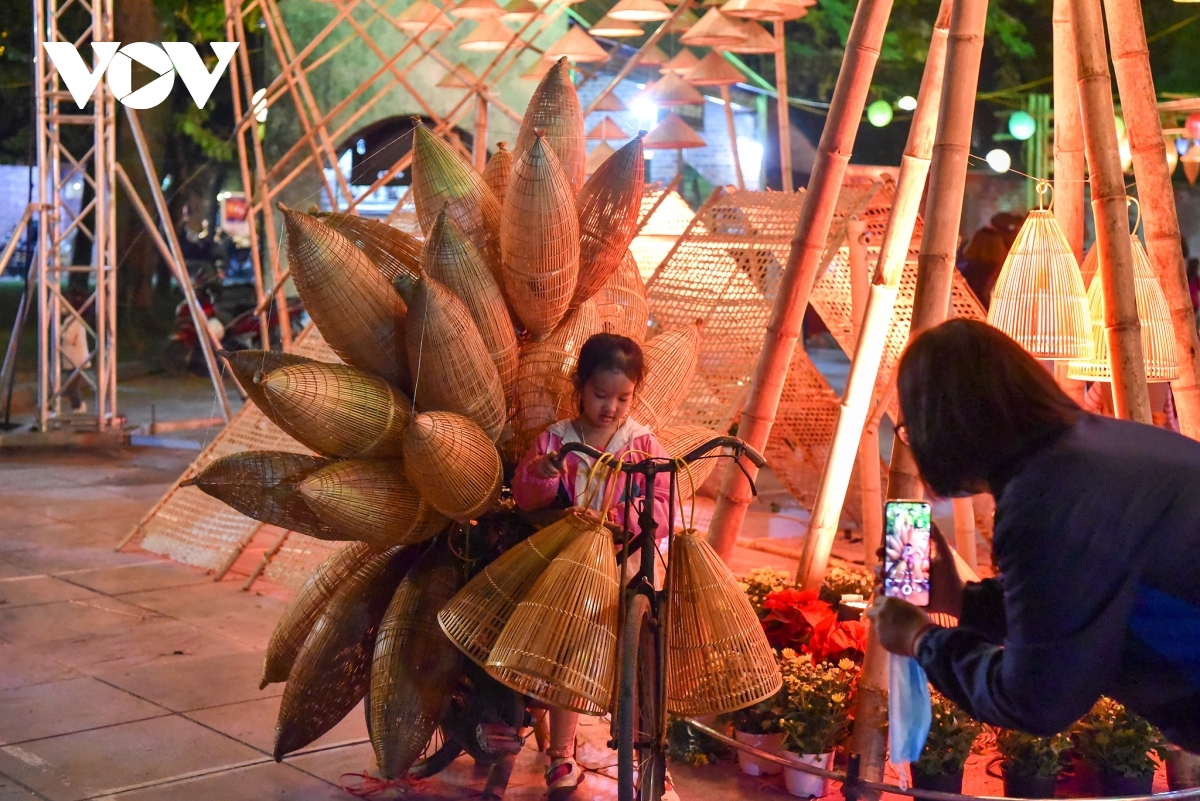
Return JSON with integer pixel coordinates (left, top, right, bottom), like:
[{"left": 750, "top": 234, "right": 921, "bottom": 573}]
[
  {"left": 514, "top": 58, "right": 587, "bottom": 194},
  {"left": 630, "top": 322, "right": 701, "bottom": 430},
  {"left": 439, "top": 511, "right": 593, "bottom": 666},
  {"left": 370, "top": 541, "right": 465, "bottom": 778},
  {"left": 275, "top": 544, "right": 421, "bottom": 760},
  {"left": 297, "top": 460, "right": 449, "bottom": 548},
  {"left": 1103, "top": 0, "right": 1200, "bottom": 438},
  {"left": 482, "top": 142, "right": 514, "bottom": 204},
  {"left": 596, "top": 250, "right": 649, "bottom": 342},
  {"left": 667, "top": 529, "right": 780, "bottom": 715},
  {"left": 261, "top": 543, "right": 377, "bottom": 688},
  {"left": 658, "top": 425, "right": 723, "bottom": 497},
  {"left": 257, "top": 362, "right": 411, "bottom": 458},
  {"left": 183, "top": 451, "right": 341, "bottom": 541},
  {"left": 403, "top": 411, "right": 503, "bottom": 522},
  {"left": 486, "top": 522, "right": 620, "bottom": 715},
  {"left": 573, "top": 137, "right": 645, "bottom": 308},
  {"left": 501, "top": 133, "right": 580, "bottom": 338},
  {"left": 221, "top": 350, "right": 314, "bottom": 419},
  {"left": 421, "top": 209, "right": 520, "bottom": 404},
  {"left": 411, "top": 122, "right": 503, "bottom": 281},
  {"left": 318, "top": 212, "right": 421, "bottom": 284},
  {"left": 281, "top": 208, "right": 411, "bottom": 392}
]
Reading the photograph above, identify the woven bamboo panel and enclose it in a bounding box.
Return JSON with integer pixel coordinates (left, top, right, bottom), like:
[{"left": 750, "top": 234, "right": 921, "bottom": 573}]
[
  {"left": 501, "top": 135, "right": 580, "bottom": 338},
  {"left": 318, "top": 212, "right": 421, "bottom": 285},
  {"left": 403, "top": 411, "right": 503, "bottom": 522},
  {"left": 514, "top": 58, "right": 586, "bottom": 195},
  {"left": 405, "top": 274, "right": 507, "bottom": 441},
  {"left": 482, "top": 142, "right": 514, "bottom": 204},
  {"left": 574, "top": 138, "right": 645, "bottom": 307},
  {"left": 657, "top": 424, "right": 722, "bottom": 498},
  {"left": 631, "top": 322, "right": 701, "bottom": 430},
  {"left": 596, "top": 250, "right": 649, "bottom": 342},
  {"left": 223, "top": 350, "right": 314, "bottom": 416},
  {"left": 630, "top": 187, "right": 697, "bottom": 281},
  {"left": 262, "top": 533, "right": 346, "bottom": 592},
  {"left": 422, "top": 209, "right": 519, "bottom": 403}
]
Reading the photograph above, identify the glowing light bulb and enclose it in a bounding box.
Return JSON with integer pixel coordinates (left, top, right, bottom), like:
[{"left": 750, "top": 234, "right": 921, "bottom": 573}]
[
  {"left": 986, "top": 148, "right": 1012, "bottom": 173},
  {"left": 897, "top": 95, "right": 917, "bottom": 112}
]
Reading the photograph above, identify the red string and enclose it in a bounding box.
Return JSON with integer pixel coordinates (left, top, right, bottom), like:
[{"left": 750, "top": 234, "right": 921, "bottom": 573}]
[{"left": 339, "top": 771, "right": 413, "bottom": 797}]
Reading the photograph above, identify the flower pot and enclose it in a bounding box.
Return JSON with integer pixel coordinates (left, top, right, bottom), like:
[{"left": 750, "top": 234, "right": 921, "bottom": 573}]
[
  {"left": 1002, "top": 770, "right": 1059, "bottom": 799},
  {"left": 1166, "top": 747, "right": 1200, "bottom": 791},
  {"left": 912, "top": 768, "right": 964, "bottom": 794},
  {"left": 733, "top": 730, "right": 784, "bottom": 776},
  {"left": 782, "top": 751, "right": 833, "bottom": 798},
  {"left": 1098, "top": 772, "right": 1154, "bottom": 796}
]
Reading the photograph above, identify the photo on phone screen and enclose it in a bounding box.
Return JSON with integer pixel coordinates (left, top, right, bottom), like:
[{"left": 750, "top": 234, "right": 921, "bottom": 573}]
[{"left": 884, "top": 500, "right": 932, "bottom": 607}]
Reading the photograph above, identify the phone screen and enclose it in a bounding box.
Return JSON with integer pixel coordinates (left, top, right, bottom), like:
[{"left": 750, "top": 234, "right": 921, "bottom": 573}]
[{"left": 884, "top": 500, "right": 932, "bottom": 607}]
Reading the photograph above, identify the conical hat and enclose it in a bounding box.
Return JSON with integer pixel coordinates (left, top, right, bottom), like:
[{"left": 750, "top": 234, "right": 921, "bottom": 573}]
[
  {"left": 664, "top": 7, "right": 699, "bottom": 32},
  {"left": 685, "top": 50, "right": 743, "bottom": 86},
  {"left": 607, "top": 0, "right": 672, "bottom": 21},
  {"left": 638, "top": 43, "right": 670, "bottom": 66},
  {"left": 720, "top": 0, "right": 784, "bottom": 19},
  {"left": 725, "top": 19, "right": 776, "bottom": 53},
  {"left": 639, "top": 71, "right": 705, "bottom": 106},
  {"left": 450, "top": 0, "right": 504, "bottom": 19},
  {"left": 586, "top": 116, "right": 631, "bottom": 140},
  {"left": 521, "top": 57, "right": 555, "bottom": 81},
  {"left": 642, "top": 112, "right": 707, "bottom": 149},
  {"left": 590, "top": 14, "right": 643, "bottom": 36},
  {"left": 544, "top": 26, "right": 609, "bottom": 63},
  {"left": 585, "top": 141, "right": 617, "bottom": 175},
  {"left": 679, "top": 8, "right": 745, "bottom": 47},
  {"left": 500, "top": 0, "right": 538, "bottom": 22},
  {"left": 591, "top": 91, "right": 629, "bottom": 112},
  {"left": 661, "top": 49, "right": 699, "bottom": 75},
  {"left": 437, "top": 63, "right": 477, "bottom": 89},
  {"left": 461, "top": 17, "right": 518, "bottom": 51},
  {"left": 396, "top": 0, "right": 454, "bottom": 32}
]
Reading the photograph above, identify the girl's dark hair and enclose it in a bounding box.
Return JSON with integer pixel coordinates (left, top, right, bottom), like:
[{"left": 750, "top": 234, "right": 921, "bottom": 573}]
[
  {"left": 897, "top": 319, "right": 1083, "bottom": 497},
  {"left": 574, "top": 333, "right": 645, "bottom": 394}
]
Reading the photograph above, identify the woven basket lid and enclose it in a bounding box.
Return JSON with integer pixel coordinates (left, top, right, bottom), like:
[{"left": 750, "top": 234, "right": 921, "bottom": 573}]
[
  {"left": 725, "top": 19, "right": 776, "bottom": 53},
  {"left": 679, "top": 8, "right": 745, "bottom": 47},
  {"left": 396, "top": 0, "right": 454, "bottom": 31},
  {"left": 501, "top": 0, "right": 539, "bottom": 22},
  {"left": 543, "top": 26, "right": 610, "bottom": 63},
  {"left": 590, "top": 91, "right": 629, "bottom": 112},
  {"left": 661, "top": 49, "right": 699, "bottom": 75},
  {"left": 685, "top": 49, "right": 744, "bottom": 86},
  {"left": 608, "top": 0, "right": 671, "bottom": 20},
  {"left": 515, "top": 58, "right": 587, "bottom": 194},
  {"left": 586, "top": 116, "right": 631, "bottom": 141},
  {"left": 642, "top": 112, "right": 707, "bottom": 149},
  {"left": 461, "top": 16, "right": 519, "bottom": 51},
  {"left": 437, "top": 63, "right": 478, "bottom": 89},
  {"left": 585, "top": 141, "right": 617, "bottom": 175},
  {"left": 639, "top": 71, "right": 705, "bottom": 106},
  {"left": 451, "top": 0, "right": 504, "bottom": 19},
  {"left": 575, "top": 136, "right": 646, "bottom": 307},
  {"left": 482, "top": 142, "right": 514, "bottom": 200},
  {"left": 638, "top": 43, "right": 670, "bottom": 66},
  {"left": 596, "top": 250, "right": 648, "bottom": 341},
  {"left": 590, "top": 14, "right": 644, "bottom": 36},
  {"left": 631, "top": 321, "right": 702, "bottom": 428},
  {"left": 403, "top": 411, "right": 503, "bottom": 522},
  {"left": 298, "top": 460, "right": 448, "bottom": 548},
  {"left": 664, "top": 6, "right": 699, "bottom": 32},
  {"left": 720, "top": 0, "right": 785, "bottom": 19}
]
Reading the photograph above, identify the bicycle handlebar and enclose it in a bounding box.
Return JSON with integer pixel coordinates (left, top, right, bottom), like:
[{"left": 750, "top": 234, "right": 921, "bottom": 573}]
[{"left": 550, "top": 435, "right": 766, "bottom": 472}]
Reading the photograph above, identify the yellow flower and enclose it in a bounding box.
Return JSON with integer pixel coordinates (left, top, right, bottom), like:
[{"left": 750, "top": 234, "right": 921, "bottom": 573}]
[
  {"left": 838, "top": 658, "right": 855, "bottom": 671},
  {"left": 782, "top": 648, "right": 798, "bottom": 659},
  {"left": 831, "top": 693, "right": 846, "bottom": 704}
]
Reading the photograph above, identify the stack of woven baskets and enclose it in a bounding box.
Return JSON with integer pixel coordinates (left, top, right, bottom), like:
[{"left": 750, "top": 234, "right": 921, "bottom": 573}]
[{"left": 186, "top": 58, "right": 779, "bottom": 778}]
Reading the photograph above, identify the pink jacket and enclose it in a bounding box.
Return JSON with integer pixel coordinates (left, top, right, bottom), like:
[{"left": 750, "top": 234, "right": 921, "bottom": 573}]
[{"left": 512, "top": 418, "right": 673, "bottom": 539}]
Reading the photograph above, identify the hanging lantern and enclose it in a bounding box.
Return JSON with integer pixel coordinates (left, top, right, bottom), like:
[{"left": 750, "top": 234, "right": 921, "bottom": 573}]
[
  {"left": 500, "top": 0, "right": 539, "bottom": 22},
  {"left": 608, "top": 0, "right": 672, "bottom": 21},
  {"left": 679, "top": 8, "right": 747, "bottom": 48},
  {"left": 521, "top": 56, "right": 555, "bottom": 81},
  {"left": 661, "top": 49, "right": 700, "bottom": 76},
  {"left": 665, "top": 7, "right": 699, "bottom": 32},
  {"left": 591, "top": 91, "right": 629, "bottom": 113},
  {"left": 543, "top": 26, "right": 610, "bottom": 63},
  {"left": 638, "top": 43, "right": 671, "bottom": 67},
  {"left": 451, "top": 0, "right": 505, "bottom": 18},
  {"left": 1182, "top": 143, "right": 1200, "bottom": 186},
  {"left": 589, "top": 14, "right": 644, "bottom": 36},
  {"left": 720, "top": 0, "right": 785, "bottom": 20},
  {"left": 642, "top": 112, "right": 707, "bottom": 150},
  {"left": 461, "top": 17, "right": 519, "bottom": 51},
  {"left": 396, "top": 0, "right": 454, "bottom": 32},
  {"left": 585, "top": 141, "right": 618, "bottom": 175},
  {"left": 986, "top": 184, "right": 1092, "bottom": 360},
  {"left": 684, "top": 50, "right": 743, "bottom": 86},
  {"left": 437, "top": 63, "right": 478, "bottom": 89},
  {"left": 638, "top": 72, "right": 706, "bottom": 106},
  {"left": 722, "top": 19, "right": 776, "bottom": 54},
  {"left": 587, "top": 116, "right": 632, "bottom": 141}
]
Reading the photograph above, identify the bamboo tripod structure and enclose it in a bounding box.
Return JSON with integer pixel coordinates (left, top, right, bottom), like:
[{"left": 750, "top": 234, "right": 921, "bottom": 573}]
[
  {"left": 721, "top": 85, "right": 746, "bottom": 190},
  {"left": 774, "top": 21, "right": 794, "bottom": 193}
]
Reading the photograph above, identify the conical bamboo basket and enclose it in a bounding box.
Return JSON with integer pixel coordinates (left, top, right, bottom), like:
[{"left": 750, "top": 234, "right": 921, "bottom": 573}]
[
  {"left": 657, "top": 424, "right": 722, "bottom": 497},
  {"left": 514, "top": 58, "right": 587, "bottom": 195},
  {"left": 402, "top": 273, "right": 507, "bottom": 440},
  {"left": 297, "top": 460, "right": 449, "bottom": 549},
  {"left": 403, "top": 411, "right": 503, "bottom": 522},
  {"left": 501, "top": 134, "right": 580, "bottom": 337},
  {"left": 513, "top": 300, "right": 601, "bottom": 455},
  {"left": 318, "top": 212, "right": 422, "bottom": 285},
  {"left": 596, "top": 251, "right": 649, "bottom": 342},
  {"left": 275, "top": 544, "right": 420, "bottom": 760},
  {"left": 221, "top": 349, "right": 314, "bottom": 424},
  {"left": 631, "top": 322, "right": 701, "bottom": 430},
  {"left": 411, "top": 123, "right": 503, "bottom": 280},
  {"left": 574, "top": 137, "right": 645, "bottom": 307},
  {"left": 486, "top": 522, "right": 620, "bottom": 714},
  {"left": 182, "top": 451, "right": 340, "bottom": 541},
  {"left": 666, "top": 529, "right": 781, "bottom": 715},
  {"left": 482, "top": 142, "right": 514, "bottom": 203},
  {"left": 281, "top": 208, "right": 411, "bottom": 391},
  {"left": 261, "top": 542, "right": 376, "bottom": 688},
  {"left": 439, "top": 511, "right": 593, "bottom": 667},
  {"left": 422, "top": 209, "right": 519, "bottom": 404},
  {"left": 370, "top": 541, "right": 465, "bottom": 778},
  {"left": 258, "top": 362, "right": 412, "bottom": 458}
]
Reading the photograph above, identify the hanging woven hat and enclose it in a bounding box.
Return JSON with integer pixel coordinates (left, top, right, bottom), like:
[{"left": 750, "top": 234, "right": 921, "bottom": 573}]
[
  {"left": 450, "top": 0, "right": 505, "bottom": 20},
  {"left": 182, "top": 451, "right": 340, "bottom": 541},
  {"left": 486, "top": 520, "right": 620, "bottom": 714},
  {"left": 297, "top": 460, "right": 449, "bottom": 549},
  {"left": 631, "top": 321, "right": 701, "bottom": 429},
  {"left": 515, "top": 58, "right": 587, "bottom": 195},
  {"left": 679, "top": 8, "right": 746, "bottom": 48},
  {"left": 396, "top": 0, "right": 454, "bottom": 32},
  {"left": 661, "top": 49, "right": 699, "bottom": 76},
  {"left": 411, "top": 122, "right": 503, "bottom": 280},
  {"left": 638, "top": 43, "right": 671, "bottom": 67},
  {"left": 370, "top": 541, "right": 466, "bottom": 778},
  {"left": 275, "top": 545, "right": 421, "bottom": 760},
  {"left": 501, "top": 134, "right": 581, "bottom": 338},
  {"left": 261, "top": 543, "right": 376, "bottom": 688},
  {"left": 657, "top": 424, "right": 723, "bottom": 497},
  {"left": 317, "top": 212, "right": 421, "bottom": 284},
  {"left": 638, "top": 71, "right": 705, "bottom": 107},
  {"left": 574, "top": 136, "right": 645, "bottom": 307},
  {"left": 724, "top": 19, "right": 776, "bottom": 53},
  {"left": 420, "top": 208, "right": 520, "bottom": 404},
  {"left": 403, "top": 411, "right": 503, "bottom": 522},
  {"left": 521, "top": 56, "right": 555, "bottom": 82},
  {"left": 501, "top": 0, "right": 539, "bottom": 22},
  {"left": 257, "top": 361, "right": 412, "bottom": 458},
  {"left": 685, "top": 50, "right": 744, "bottom": 86},
  {"left": 607, "top": 0, "right": 671, "bottom": 21},
  {"left": 399, "top": 273, "right": 507, "bottom": 440},
  {"left": 482, "top": 142, "right": 514, "bottom": 201},
  {"left": 596, "top": 250, "right": 649, "bottom": 342},
  {"left": 439, "top": 510, "right": 593, "bottom": 666},
  {"left": 666, "top": 529, "right": 781, "bottom": 715},
  {"left": 221, "top": 349, "right": 315, "bottom": 420},
  {"left": 590, "top": 14, "right": 643, "bottom": 37},
  {"left": 664, "top": 6, "right": 699, "bottom": 33},
  {"left": 281, "top": 208, "right": 411, "bottom": 391},
  {"left": 437, "top": 63, "right": 478, "bottom": 89},
  {"left": 720, "top": 0, "right": 784, "bottom": 20},
  {"left": 586, "top": 116, "right": 631, "bottom": 141},
  {"left": 591, "top": 91, "right": 629, "bottom": 113},
  {"left": 543, "top": 26, "right": 610, "bottom": 65},
  {"left": 642, "top": 113, "right": 707, "bottom": 150},
  {"left": 461, "top": 16, "right": 520, "bottom": 51},
  {"left": 585, "top": 141, "right": 617, "bottom": 176}
]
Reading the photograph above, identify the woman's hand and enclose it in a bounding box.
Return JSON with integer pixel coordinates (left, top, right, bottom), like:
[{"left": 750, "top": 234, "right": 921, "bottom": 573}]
[
  {"left": 928, "top": 522, "right": 965, "bottom": 618},
  {"left": 534, "top": 452, "right": 562, "bottom": 479},
  {"left": 867, "top": 595, "right": 934, "bottom": 657}
]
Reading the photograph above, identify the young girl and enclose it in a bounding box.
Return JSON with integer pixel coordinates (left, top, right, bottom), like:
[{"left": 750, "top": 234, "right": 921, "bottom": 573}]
[{"left": 511, "top": 333, "right": 672, "bottom": 800}]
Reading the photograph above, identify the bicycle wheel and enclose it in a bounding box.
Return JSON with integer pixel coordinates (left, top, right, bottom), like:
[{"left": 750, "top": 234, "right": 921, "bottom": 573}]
[
  {"left": 408, "top": 727, "right": 463, "bottom": 778},
  {"left": 618, "top": 593, "right": 665, "bottom": 801}
]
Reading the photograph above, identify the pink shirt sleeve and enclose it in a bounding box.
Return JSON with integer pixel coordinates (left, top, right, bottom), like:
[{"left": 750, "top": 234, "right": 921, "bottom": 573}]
[{"left": 511, "top": 429, "right": 563, "bottom": 512}]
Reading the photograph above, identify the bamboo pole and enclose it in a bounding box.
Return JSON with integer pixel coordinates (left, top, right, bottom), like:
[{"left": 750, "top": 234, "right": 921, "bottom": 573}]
[
  {"left": 706, "top": 0, "right": 896, "bottom": 563},
  {"left": 847, "top": 217, "right": 883, "bottom": 569},
  {"left": 774, "top": 20, "right": 794, "bottom": 193},
  {"left": 475, "top": 94, "right": 490, "bottom": 173},
  {"left": 721, "top": 85, "right": 746, "bottom": 190},
  {"left": 1071, "top": 0, "right": 1152, "bottom": 424},
  {"left": 1103, "top": 0, "right": 1200, "bottom": 439}
]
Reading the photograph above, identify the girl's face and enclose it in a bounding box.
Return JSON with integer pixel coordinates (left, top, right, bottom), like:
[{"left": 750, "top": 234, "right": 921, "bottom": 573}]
[{"left": 580, "top": 369, "right": 636, "bottom": 429}]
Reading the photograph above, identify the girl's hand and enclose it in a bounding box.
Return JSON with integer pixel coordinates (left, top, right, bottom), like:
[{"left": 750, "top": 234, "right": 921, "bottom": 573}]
[
  {"left": 866, "top": 595, "right": 934, "bottom": 657},
  {"left": 534, "top": 452, "right": 562, "bottom": 479}
]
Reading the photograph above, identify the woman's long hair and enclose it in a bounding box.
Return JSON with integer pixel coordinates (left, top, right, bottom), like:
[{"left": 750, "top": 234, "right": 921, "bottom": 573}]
[{"left": 897, "top": 319, "right": 1083, "bottom": 497}]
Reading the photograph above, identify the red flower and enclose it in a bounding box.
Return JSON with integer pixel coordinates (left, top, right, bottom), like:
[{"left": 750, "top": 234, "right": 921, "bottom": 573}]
[{"left": 759, "top": 589, "right": 869, "bottom": 663}]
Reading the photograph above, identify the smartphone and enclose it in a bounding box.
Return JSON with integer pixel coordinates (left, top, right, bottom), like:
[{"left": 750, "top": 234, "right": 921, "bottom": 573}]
[{"left": 883, "top": 500, "right": 932, "bottom": 607}]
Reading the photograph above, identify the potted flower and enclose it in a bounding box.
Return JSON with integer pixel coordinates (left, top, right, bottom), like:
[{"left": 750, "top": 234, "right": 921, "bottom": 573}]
[
  {"left": 725, "top": 691, "right": 786, "bottom": 776},
  {"left": 912, "top": 692, "right": 982, "bottom": 792},
  {"left": 994, "top": 728, "right": 1069, "bottom": 798},
  {"left": 778, "top": 650, "right": 858, "bottom": 797},
  {"left": 1072, "top": 698, "right": 1164, "bottom": 796},
  {"left": 739, "top": 566, "right": 793, "bottom": 618}
]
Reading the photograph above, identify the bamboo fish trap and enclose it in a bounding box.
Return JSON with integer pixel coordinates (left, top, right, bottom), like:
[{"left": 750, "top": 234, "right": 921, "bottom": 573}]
[
  {"left": 574, "top": 137, "right": 646, "bottom": 307},
  {"left": 631, "top": 322, "right": 702, "bottom": 430},
  {"left": 482, "top": 142, "right": 514, "bottom": 205},
  {"left": 595, "top": 250, "right": 649, "bottom": 342},
  {"left": 514, "top": 58, "right": 586, "bottom": 195},
  {"left": 222, "top": 349, "right": 314, "bottom": 418},
  {"left": 402, "top": 411, "right": 503, "bottom": 522},
  {"left": 317, "top": 212, "right": 421, "bottom": 284}
]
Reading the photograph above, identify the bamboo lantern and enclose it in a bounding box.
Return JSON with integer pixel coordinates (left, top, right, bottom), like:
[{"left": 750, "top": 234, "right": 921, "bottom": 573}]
[
  {"left": 575, "top": 136, "right": 646, "bottom": 307},
  {"left": 596, "top": 250, "right": 649, "bottom": 341},
  {"left": 410, "top": 123, "right": 503, "bottom": 280},
  {"left": 257, "top": 361, "right": 412, "bottom": 458},
  {"left": 590, "top": 14, "right": 644, "bottom": 36},
  {"left": 396, "top": 0, "right": 454, "bottom": 32},
  {"left": 585, "top": 141, "right": 617, "bottom": 176},
  {"left": 403, "top": 411, "right": 503, "bottom": 522},
  {"left": 221, "top": 349, "right": 313, "bottom": 421},
  {"left": 520, "top": 57, "right": 555, "bottom": 82},
  {"left": 460, "top": 16, "right": 519, "bottom": 51},
  {"left": 318, "top": 213, "right": 421, "bottom": 285},
  {"left": 1183, "top": 144, "right": 1200, "bottom": 186},
  {"left": 501, "top": 134, "right": 581, "bottom": 338},
  {"left": 986, "top": 192, "right": 1093, "bottom": 360},
  {"left": 450, "top": 0, "right": 505, "bottom": 19},
  {"left": 400, "top": 273, "right": 507, "bottom": 440},
  {"left": 638, "top": 72, "right": 706, "bottom": 106},
  {"left": 437, "top": 63, "right": 478, "bottom": 89},
  {"left": 720, "top": 0, "right": 785, "bottom": 20},
  {"left": 281, "top": 209, "right": 410, "bottom": 391},
  {"left": 261, "top": 543, "right": 375, "bottom": 688},
  {"left": 665, "top": 6, "right": 700, "bottom": 33},
  {"left": 274, "top": 545, "right": 419, "bottom": 760},
  {"left": 297, "top": 460, "right": 449, "bottom": 548},
  {"left": 608, "top": 0, "right": 672, "bottom": 20},
  {"left": 631, "top": 322, "right": 701, "bottom": 430},
  {"left": 724, "top": 19, "right": 776, "bottom": 53},
  {"left": 661, "top": 49, "right": 700, "bottom": 75},
  {"left": 586, "top": 116, "right": 632, "bottom": 141},
  {"left": 543, "top": 26, "right": 610, "bottom": 64},
  {"left": 500, "top": 0, "right": 539, "bottom": 22},
  {"left": 591, "top": 91, "right": 629, "bottom": 113},
  {"left": 657, "top": 424, "right": 723, "bottom": 497},
  {"left": 482, "top": 142, "right": 514, "bottom": 201},
  {"left": 515, "top": 59, "right": 587, "bottom": 195},
  {"left": 420, "top": 209, "right": 520, "bottom": 404},
  {"left": 370, "top": 543, "right": 465, "bottom": 779},
  {"left": 679, "top": 8, "right": 746, "bottom": 48},
  {"left": 1068, "top": 235, "right": 1180, "bottom": 382}
]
